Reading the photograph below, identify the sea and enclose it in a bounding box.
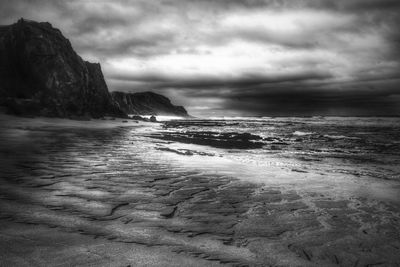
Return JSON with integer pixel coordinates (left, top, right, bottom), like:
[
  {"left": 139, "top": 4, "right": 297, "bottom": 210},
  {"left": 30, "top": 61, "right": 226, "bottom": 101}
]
[{"left": 134, "top": 116, "right": 400, "bottom": 202}]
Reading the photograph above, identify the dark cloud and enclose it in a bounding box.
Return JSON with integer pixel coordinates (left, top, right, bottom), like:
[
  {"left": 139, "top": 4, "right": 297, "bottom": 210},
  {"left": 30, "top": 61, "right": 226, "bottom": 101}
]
[
  {"left": 75, "top": 33, "right": 176, "bottom": 59},
  {"left": 170, "top": 0, "right": 400, "bottom": 11},
  {"left": 310, "top": 0, "right": 400, "bottom": 11},
  {"left": 73, "top": 16, "right": 129, "bottom": 35},
  {"left": 215, "top": 77, "right": 400, "bottom": 116},
  {"left": 108, "top": 70, "right": 332, "bottom": 89},
  {"left": 224, "top": 89, "right": 400, "bottom": 116}
]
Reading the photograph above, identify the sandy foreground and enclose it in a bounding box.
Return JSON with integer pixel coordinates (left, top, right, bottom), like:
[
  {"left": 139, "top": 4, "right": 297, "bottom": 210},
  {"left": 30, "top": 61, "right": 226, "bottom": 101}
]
[{"left": 0, "top": 114, "right": 399, "bottom": 266}]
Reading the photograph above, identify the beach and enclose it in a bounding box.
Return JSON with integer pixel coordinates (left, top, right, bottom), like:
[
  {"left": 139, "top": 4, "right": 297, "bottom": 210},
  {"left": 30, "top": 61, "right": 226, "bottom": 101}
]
[{"left": 0, "top": 114, "right": 399, "bottom": 266}]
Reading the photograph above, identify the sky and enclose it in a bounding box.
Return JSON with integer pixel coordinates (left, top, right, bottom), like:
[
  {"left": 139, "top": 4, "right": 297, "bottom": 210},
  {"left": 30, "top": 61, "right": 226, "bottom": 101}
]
[{"left": 1, "top": 0, "right": 400, "bottom": 117}]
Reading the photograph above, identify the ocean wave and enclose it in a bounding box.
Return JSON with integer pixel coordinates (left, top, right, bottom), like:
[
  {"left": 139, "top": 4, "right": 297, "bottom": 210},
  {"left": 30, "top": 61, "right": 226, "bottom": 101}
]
[
  {"left": 293, "top": 131, "right": 314, "bottom": 136},
  {"left": 323, "top": 135, "right": 361, "bottom": 140},
  {"left": 156, "top": 146, "right": 215, "bottom": 156}
]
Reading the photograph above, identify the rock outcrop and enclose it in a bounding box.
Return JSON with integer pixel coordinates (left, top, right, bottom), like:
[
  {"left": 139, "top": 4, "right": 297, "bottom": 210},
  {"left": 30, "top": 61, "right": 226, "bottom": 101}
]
[
  {"left": 111, "top": 91, "right": 189, "bottom": 117},
  {"left": 0, "top": 19, "right": 125, "bottom": 118}
]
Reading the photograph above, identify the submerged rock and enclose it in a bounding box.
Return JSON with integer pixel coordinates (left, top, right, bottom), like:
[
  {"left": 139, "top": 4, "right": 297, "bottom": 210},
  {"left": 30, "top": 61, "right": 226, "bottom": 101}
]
[{"left": 0, "top": 18, "right": 125, "bottom": 118}]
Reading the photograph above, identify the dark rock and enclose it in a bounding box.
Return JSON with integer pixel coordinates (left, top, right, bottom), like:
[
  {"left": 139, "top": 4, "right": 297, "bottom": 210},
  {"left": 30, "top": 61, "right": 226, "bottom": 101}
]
[
  {"left": 150, "top": 115, "right": 157, "bottom": 122},
  {"left": 148, "top": 131, "right": 265, "bottom": 149},
  {"left": 0, "top": 18, "right": 125, "bottom": 118},
  {"left": 111, "top": 91, "right": 189, "bottom": 117},
  {"left": 160, "top": 206, "right": 177, "bottom": 218}
]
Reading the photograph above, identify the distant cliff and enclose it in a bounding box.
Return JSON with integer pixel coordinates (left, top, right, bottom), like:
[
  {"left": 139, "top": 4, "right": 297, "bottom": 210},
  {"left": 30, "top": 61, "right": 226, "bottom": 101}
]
[
  {"left": 111, "top": 91, "right": 189, "bottom": 117},
  {"left": 0, "top": 19, "right": 125, "bottom": 118}
]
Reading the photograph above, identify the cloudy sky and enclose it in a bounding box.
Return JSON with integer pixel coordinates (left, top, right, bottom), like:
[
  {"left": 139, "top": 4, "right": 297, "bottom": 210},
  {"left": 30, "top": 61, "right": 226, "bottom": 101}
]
[{"left": 1, "top": 0, "right": 400, "bottom": 116}]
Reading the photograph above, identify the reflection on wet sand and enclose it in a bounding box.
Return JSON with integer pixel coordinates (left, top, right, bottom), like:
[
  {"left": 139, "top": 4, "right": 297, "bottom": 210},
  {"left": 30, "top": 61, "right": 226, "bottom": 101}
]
[{"left": 0, "top": 115, "right": 399, "bottom": 266}]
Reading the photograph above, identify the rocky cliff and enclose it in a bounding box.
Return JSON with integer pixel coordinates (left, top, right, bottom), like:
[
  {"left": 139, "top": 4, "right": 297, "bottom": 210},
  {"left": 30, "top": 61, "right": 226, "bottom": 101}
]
[
  {"left": 0, "top": 19, "right": 125, "bottom": 118},
  {"left": 111, "top": 91, "right": 189, "bottom": 117}
]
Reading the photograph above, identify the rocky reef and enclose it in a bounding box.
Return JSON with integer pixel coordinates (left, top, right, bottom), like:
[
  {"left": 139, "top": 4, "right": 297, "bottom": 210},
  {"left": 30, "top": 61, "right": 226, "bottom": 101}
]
[
  {"left": 149, "top": 131, "right": 264, "bottom": 149},
  {"left": 0, "top": 19, "right": 125, "bottom": 118},
  {"left": 111, "top": 91, "right": 189, "bottom": 117}
]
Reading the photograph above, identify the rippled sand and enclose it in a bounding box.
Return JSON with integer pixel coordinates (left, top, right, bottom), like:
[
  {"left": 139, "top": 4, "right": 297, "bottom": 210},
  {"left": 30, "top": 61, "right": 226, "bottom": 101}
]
[{"left": 0, "top": 114, "right": 399, "bottom": 266}]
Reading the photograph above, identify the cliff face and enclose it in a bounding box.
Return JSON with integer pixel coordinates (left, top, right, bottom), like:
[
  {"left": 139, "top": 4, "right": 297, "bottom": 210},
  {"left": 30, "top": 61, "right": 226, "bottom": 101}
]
[
  {"left": 111, "top": 91, "right": 189, "bottom": 117},
  {"left": 0, "top": 19, "right": 125, "bottom": 118}
]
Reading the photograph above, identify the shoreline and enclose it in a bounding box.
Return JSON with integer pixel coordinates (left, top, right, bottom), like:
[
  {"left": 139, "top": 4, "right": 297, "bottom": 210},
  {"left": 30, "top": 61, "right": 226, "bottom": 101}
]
[{"left": 0, "top": 113, "right": 154, "bottom": 130}]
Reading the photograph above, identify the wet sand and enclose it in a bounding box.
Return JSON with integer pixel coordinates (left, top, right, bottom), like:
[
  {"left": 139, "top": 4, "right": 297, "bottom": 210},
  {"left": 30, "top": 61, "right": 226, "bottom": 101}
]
[{"left": 0, "top": 114, "right": 399, "bottom": 266}]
